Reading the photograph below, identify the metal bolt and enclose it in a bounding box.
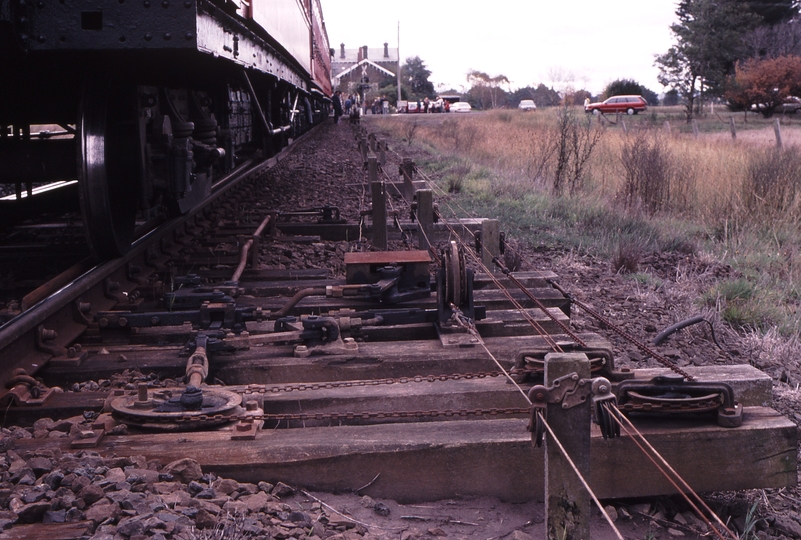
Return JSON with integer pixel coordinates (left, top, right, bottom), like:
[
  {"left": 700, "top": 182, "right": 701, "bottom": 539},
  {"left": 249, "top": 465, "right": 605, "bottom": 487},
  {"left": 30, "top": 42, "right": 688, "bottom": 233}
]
[
  {"left": 245, "top": 400, "right": 258, "bottom": 411},
  {"left": 40, "top": 327, "right": 57, "bottom": 341},
  {"left": 598, "top": 384, "right": 608, "bottom": 394},
  {"left": 163, "top": 32, "right": 171, "bottom": 40},
  {"left": 118, "top": 317, "right": 128, "bottom": 327},
  {"left": 185, "top": 32, "right": 193, "bottom": 40},
  {"left": 161, "top": 0, "right": 168, "bottom": 6},
  {"left": 150, "top": 316, "right": 160, "bottom": 325},
  {"left": 137, "top": 384, "right": 149, "bottom": 402},
  {"left": 144, "top": 32, "right": 152, "bottom": 41}
]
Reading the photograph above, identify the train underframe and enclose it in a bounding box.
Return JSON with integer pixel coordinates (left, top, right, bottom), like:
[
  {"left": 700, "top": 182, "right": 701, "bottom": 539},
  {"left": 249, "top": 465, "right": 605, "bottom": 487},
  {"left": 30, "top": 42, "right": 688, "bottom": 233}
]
[{"left": 0, "top": 51, "right": 329, "bottom": 256}]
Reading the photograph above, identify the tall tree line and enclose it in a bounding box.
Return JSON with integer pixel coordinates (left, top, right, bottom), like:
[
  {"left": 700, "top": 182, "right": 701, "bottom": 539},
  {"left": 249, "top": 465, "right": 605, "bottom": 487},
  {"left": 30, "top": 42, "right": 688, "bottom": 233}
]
[{"left": 656, "top": 0, "right": 799, "bottom": 120}]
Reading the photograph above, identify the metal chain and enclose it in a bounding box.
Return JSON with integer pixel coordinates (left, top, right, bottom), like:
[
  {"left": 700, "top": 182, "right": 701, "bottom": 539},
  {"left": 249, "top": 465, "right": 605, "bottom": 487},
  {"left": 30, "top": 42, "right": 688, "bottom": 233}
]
[
  {"left": 548, "top": 279, "right": 695, "bottom": 381},
  {"left": 241, "top": 371, "right": 507, "bottom": 395},
  {"left": 121, "top": 406, "right": 531, "bottom": 426}
]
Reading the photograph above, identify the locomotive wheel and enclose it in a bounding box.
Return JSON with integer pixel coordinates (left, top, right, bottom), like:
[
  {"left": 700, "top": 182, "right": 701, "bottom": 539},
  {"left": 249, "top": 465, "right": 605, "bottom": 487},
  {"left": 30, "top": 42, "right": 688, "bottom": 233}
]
[{"left": 78, "top": 81, "right": 140, "bottom": 257}]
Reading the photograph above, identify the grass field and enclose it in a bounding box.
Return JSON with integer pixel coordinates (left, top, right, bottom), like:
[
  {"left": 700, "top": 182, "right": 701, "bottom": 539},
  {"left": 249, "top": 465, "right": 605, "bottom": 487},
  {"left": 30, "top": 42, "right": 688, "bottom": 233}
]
[{"left": 370, "top": 106, "right": 801, "bottom": 339}]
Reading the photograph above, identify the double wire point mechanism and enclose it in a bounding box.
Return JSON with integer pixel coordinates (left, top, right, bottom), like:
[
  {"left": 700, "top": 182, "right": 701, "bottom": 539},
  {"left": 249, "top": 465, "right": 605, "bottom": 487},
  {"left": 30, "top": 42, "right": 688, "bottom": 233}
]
[{"left": 527, "top": 371, "right": 621, "bottom": 447}]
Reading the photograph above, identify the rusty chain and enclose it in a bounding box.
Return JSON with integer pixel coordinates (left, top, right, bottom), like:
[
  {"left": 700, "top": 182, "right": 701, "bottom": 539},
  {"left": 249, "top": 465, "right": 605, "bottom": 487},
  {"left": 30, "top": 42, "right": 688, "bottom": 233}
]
[
  {"left": 547, "top": 279, "right": 696, "bottom": 381},
  {"left": 240, "top": 371, "right": 507, "bottom": 395},
  {"left": 115, "top": 406, "right": 531, "bottom": 426}
]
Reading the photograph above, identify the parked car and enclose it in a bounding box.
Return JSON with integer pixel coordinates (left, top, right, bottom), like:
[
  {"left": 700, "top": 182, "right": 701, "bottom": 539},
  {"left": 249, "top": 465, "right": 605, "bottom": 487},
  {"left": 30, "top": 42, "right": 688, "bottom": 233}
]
[
  {"left": 518, "top": 99, "right": 537, "bottom": 111},
  {"left": 450, "top": 102, "right": 472, "bottom": 113},
  {"left": 751, "top": 96, "right": 801, "bottom": 115},
  {"left": 584, "top": 95, "right": 647, "bottom": 115}
]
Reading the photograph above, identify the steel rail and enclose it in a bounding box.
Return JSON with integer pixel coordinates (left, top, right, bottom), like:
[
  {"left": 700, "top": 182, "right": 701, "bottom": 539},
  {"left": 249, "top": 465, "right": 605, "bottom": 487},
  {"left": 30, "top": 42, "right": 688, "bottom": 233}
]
[{"left": 0, "top": 127, "right": 318, "bottom": 356}]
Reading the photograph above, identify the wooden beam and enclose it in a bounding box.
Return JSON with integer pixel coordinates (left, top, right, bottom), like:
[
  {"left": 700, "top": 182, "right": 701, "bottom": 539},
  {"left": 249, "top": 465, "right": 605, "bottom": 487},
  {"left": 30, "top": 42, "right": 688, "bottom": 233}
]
[{"left": 13, "top": 408, "right": 795, "bottom": 504}]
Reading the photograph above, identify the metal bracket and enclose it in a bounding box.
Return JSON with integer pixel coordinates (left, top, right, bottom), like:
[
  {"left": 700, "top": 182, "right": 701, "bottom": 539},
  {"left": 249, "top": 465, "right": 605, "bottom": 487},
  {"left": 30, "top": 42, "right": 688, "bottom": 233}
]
[{"left": 527, "top": 373, "right": 619, "bottom": 446}]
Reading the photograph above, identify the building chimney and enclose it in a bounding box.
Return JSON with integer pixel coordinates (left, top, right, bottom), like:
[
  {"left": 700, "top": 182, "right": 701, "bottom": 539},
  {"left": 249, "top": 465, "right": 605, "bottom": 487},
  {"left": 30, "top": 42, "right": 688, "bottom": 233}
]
[
  {"left": 384, "top": 42, "right": 389, "bottom": 58},
  {"left": 362, "top": 45, "right": 368, "bottom": 59},
  {"left": 340, "top": 43, "right": 345, "bottom": 59}
]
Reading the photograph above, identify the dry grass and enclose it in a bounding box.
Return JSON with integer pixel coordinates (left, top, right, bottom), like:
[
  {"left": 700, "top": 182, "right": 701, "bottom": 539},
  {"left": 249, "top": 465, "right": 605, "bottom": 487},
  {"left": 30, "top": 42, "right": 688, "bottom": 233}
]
[{"left": 371, "top": 108, "right": 801, "bottom": 339}]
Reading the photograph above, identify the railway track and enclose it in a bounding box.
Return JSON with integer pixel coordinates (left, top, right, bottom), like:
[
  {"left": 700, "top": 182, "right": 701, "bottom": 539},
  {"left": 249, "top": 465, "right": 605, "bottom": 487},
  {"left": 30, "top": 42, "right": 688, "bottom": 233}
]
[{"left": 0, "top": 120, "right": 796, "bottom": 539}]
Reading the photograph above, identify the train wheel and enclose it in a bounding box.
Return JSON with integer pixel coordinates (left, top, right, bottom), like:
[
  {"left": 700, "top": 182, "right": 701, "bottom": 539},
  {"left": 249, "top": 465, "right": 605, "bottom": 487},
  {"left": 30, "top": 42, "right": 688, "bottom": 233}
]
[{"left": 78, "top": 81, "right": 139, "bottom": 257}]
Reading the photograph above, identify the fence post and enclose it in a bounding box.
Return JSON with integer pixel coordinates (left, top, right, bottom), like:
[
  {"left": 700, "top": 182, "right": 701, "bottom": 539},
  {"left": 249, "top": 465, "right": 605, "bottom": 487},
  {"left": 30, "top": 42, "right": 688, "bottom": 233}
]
[
  {"left": 401, "top": 158, "right": 415, "bottom": 201},
  {"left": 480, "top": 219, "right": 500, "bottom": 272},
  {"left": 774, "top": 118, "right": 783, "bottom": 149},
  {"left": 663, "top": 121, "right": 671, "bottom": 135},
  {"left": 370, "top": 156, "right": 387, "bottom": 250},
  {"left": 545, "top": 352, "right": 591, "bottom": 540},
  {"left": 729, "top": 117, "right": 737, "bottom": 140},
  {"left": 379, "top": 139, "right": 387, "bottom": 167},
  {"left": 416, "top": 189, "right": 433, "bottom": 251},
  {"left": 692, "top": 119, "right": 699, "bottom": 138},
  {"left": 621, "top": 120, "right": 627, "bottom": 134}
]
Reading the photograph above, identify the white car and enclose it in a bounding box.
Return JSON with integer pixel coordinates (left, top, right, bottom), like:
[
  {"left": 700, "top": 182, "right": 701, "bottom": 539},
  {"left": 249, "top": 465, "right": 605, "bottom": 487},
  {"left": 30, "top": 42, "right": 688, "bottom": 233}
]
[
  {"left": 518, "top": 99, "right": 537, "bottom": 111},
  {"left": 450, "top": 102, "right": 472, "bottom": 113}
]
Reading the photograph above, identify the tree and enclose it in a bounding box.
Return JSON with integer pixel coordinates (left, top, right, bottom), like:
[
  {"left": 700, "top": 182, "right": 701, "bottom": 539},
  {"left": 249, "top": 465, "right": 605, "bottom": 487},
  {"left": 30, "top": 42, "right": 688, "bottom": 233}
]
[
  {"left": 530, "top": 84, "right": 561, "bottom": 107},
  {"left": 746, "top": 0, "right": 798, "bottom": 25},
  {"left": 725, "top": 55, "right": 801, "bottom": 116},
  {"left": 745, "top": 19, "right": 801, "bottom": 59},
  {"left": 402, "top": 57, "right": 435, "bottom": 99},
  {"left": 602, "top": 79, "right": 659, "bottom": 105},
  {"left": 466, "top": 70, "right": 510, "bottom": 109},
  {"left": 663, "top": 89, "right": 680, "bottom": 106},
  {"left": 565, "top": 89, "right": 592, "bottom": 106},
  {"left": 656, "top": 0, "right": 760, "bottom": 120}
]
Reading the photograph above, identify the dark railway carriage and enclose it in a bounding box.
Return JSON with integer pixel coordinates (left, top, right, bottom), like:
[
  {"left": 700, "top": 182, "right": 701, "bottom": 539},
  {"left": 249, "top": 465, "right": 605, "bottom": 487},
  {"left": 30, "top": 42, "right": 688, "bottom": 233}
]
[{"left": 0, "top": 0, "right": 333, "bottom": 256}]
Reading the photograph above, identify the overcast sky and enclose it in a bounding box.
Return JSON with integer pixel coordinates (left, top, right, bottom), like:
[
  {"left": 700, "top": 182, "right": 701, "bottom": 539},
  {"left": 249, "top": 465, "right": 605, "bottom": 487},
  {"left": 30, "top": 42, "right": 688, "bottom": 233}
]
[{"left": 320, "top": 0, "right": 680, "bottom": 96}]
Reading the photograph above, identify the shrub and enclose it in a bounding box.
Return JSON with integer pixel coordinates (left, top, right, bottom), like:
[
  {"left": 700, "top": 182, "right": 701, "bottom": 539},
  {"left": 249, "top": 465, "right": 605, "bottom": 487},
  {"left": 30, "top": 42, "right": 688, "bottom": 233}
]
[
  {"left": 552, "top": 106, "right": 604, "bottom": 196},
  {"left": 619, "top": 131, "right": 677, "bottom": 214},
  {"left": 742, "top": 147, "right": 801, "bottom": 220}
]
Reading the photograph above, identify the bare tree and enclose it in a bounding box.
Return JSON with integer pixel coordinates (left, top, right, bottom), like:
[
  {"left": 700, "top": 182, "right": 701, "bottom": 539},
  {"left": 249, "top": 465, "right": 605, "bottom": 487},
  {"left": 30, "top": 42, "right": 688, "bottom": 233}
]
[
  {"left": 552, "top": 106, "right": 604, "bottom": 196},
  {"left": 466, "top": 70, "right": 510, "bottom": 109}
]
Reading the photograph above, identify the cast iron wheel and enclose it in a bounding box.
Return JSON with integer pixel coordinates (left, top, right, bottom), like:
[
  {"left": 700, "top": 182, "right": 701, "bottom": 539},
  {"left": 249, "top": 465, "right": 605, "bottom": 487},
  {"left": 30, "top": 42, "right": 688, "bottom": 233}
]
[{"left": 78, "top": 80, "right": 140, "bottom": 257}]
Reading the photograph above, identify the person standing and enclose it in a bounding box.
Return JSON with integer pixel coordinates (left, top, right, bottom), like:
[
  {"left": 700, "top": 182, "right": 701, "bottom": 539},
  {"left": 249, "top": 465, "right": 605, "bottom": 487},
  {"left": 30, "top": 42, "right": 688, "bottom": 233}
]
[{"left": 333, "top": 90, "right": 343, "bottom": 124}]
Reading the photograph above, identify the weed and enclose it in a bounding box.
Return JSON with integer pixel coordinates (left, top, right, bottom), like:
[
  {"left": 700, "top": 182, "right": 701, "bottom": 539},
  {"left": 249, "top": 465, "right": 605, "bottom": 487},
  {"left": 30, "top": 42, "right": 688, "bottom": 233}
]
[
  {"left": 717, "top": 278, "right": 756, "bottom": 302},
  {"left": 738, "top": 500, "right": 760, "bottom": 540},
  {"left": 619, "top": 131, "right": 682, "bottom": 214},
  {"left": 178, "top": 513, "right": 247, "bottom": 540},
  {"left": 612, "top": 240, "right": 644, "bottom": 274},
  {"left": 742, "top": 146, "right": 801, "bottom": 220},
  {"left": 405, "top": 120, "right": 418, "bottom": 146}
]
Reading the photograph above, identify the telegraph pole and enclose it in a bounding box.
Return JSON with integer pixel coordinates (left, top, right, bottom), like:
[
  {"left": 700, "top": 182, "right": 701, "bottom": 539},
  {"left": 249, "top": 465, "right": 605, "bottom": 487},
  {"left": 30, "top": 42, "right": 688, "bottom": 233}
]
[{"left": 397, "top": 21, "right": 401, "bottom": 104}]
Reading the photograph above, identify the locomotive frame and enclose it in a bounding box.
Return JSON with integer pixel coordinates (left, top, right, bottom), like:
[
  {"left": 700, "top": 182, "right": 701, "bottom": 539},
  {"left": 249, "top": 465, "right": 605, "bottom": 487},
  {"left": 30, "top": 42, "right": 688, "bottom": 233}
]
[{"left": 0, "top": 0, "right": 333, "bottom": 256}]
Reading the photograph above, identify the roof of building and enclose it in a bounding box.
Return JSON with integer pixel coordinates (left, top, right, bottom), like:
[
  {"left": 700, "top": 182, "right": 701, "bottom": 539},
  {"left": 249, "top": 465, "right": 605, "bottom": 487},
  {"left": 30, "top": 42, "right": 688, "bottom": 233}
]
[
  {"left": 333, "top": 58, "right": 396, "bottom": 81},
  {"left": 332, "top": 45, "right": 399, "bottom": 65}
]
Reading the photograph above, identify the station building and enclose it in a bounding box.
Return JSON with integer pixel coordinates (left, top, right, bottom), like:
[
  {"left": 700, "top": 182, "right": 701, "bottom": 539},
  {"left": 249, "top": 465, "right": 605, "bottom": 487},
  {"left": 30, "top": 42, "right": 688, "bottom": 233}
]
[{"left": 331, "top": 43, "right": 399, "bottom": 96}]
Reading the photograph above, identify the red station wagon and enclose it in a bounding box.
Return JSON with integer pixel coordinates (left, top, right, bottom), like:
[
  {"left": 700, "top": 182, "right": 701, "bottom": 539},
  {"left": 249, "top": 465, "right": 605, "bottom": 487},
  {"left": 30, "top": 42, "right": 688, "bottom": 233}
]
[{"left": 584, "top": 95, "right": 648, "bottom": 115}]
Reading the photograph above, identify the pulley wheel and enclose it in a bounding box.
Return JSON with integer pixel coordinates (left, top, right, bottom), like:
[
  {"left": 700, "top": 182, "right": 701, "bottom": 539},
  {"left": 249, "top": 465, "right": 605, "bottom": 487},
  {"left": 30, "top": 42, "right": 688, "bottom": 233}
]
[
  {"left": 110, "top": 387, "right": 242, "bottom": 431},
  {"left": 78, "top": 80, "right": 140, "bottom": 257},
  {"left": 444, "top": 241, "right": 467, "bottom": 308}
]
